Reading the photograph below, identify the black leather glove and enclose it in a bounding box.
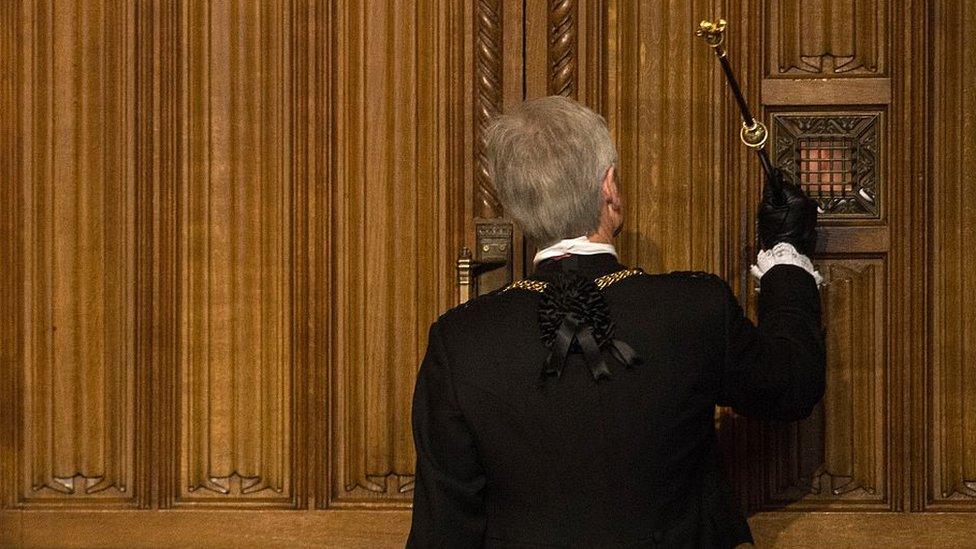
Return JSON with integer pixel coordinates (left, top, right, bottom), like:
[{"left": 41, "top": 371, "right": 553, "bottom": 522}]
[{"left": 757, "top": 168, "right": 818, "bottom": 256}]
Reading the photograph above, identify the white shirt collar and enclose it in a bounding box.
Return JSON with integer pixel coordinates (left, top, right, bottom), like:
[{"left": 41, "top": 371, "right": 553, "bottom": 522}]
[{"left": 533, "top": 236, "right": 618, "bottom": 265}]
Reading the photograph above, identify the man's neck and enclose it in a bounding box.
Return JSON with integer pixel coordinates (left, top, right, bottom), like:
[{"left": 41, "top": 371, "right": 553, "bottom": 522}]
[{"left": 585, "top": 229, "right": 614, "bottom": 245}]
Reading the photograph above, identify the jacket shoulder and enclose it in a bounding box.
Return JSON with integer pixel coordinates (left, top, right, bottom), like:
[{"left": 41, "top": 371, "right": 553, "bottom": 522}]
[
  {"left": 661, "top": 270, "right": 727, "bottom": 286},
  {"left": 617, "top": 268, "right": 732, "bottom": 295},
  {"left": 435, "top": 285, "right": 535, "bottom": 328}
]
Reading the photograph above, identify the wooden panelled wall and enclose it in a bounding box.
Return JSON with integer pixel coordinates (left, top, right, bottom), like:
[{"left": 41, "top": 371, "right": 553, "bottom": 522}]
[
  {"left": 0, "top": 0, "right": 468, "bottom": 544},
  {"left": 1, "top": 1, "right": 976, "bottom": 547}
]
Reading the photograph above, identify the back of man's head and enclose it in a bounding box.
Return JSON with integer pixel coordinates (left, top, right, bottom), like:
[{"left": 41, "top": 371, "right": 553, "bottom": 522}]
[{"left": 485, "top": 96, "right": 618, "bottom": 247}]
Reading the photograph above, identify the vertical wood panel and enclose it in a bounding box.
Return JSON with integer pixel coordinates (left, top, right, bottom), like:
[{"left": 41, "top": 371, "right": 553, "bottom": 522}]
[
  {"left": 767, "top": 0, "right": 886, "bottom": 77},
  {"left": 327, "top": 0, "right": 466, "bottom": 506},
  {"left": 3, "top": 0, "right": 140, "bottom": 507},
  {"left": 173, "top": 0, "right": 298, "bottom": 506},
  {"left": 929, "top": 0, "right": 976, "bottom": 508},
  {"left": 748, "top": 0, "right": 895, "bottom": 514},
  {"left": 605, "top": 0, "right": 725, "bottom": 274},
  {"left": 764, "top": 260, "right": 887, "bottom": 506},
  {"left": 0, "top": 0, "right": 21, "bottom": 510},
  {"left": 887, "top": 0, "right": 925, "bottom": 513}
]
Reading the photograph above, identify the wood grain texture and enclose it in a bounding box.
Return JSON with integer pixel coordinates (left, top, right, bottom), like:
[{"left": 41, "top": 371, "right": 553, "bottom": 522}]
[
  {"left": 547, "top": 0, "right": 577, "bottom": 98},
  {"left": 604, "top": 0, "right": 726, "bottom": 275},
  {"left": 891, "top": 0, "right": 927, "bottom": 513},
  {"left": 168, "top": 0, "right": 300, "bottom": 507},
  {"left": 0, "top": 510, "right": 412, "bottom": 548},
  {"left": 766, "top": 0, "right": 887, "bottom": 77},
  {"left": 2, "top": 0, "right": 140, "bottom": 507},
  {"left": 748, "top": 0, "right": 924, "bottom": 516},
  {"left": 5, "top": 510, "right": 976, "bottom": 548},
  {"left": 762, "top": 78, "right": 891, "bottom": 105},
  {"left": 928, "top": 0, "right": 976, "bottom": 508},
  {"left": 0, "top": 0, "right": 19, "bottom": 511},
  {"left": 0, "top": 0, "right": 967, "bottom": 544},
  {"left": 474, "top": 0, "right": 504, "bottom": 218},
  {"left": 748, "top": 512, "right": 976, "bottom": 548},
  {"left": 326, "top": 0, "right": 466, "bottom": 507},
  {"left": 762, "top": 260, "right": 888, "bottom": 509}
]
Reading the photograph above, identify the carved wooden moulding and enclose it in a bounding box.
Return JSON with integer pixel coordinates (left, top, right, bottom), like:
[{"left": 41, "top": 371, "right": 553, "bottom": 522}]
[
  {"left": 772, "top": 113, "right": 882, "bottom": 218},
  {"left": 766, "top": 0, "right": 887, "bottom": 77},
  {"left": 761, "top": 260, "right": 888, "bottom": 508}
]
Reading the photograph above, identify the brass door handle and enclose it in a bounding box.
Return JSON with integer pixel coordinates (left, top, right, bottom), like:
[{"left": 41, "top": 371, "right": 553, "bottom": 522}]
[
  {"left": 457, "top": 220, "right": 515, "bottom": 303},
  {"left": 456, "top": 246, "right": 506, "bottom": 304},
  {"left": 457, "top": 247, "right": 475, "bottom": 303}
]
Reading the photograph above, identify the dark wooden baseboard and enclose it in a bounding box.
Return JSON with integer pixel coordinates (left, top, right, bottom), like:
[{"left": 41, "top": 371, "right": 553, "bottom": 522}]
[
  {"left": 3, "top": 510, "right": 976, "bottom": 548},
  {"left": 0, "top": 510, "right": 412, "bottom": 548},
  {"left": 748, "top": 512, "right": 976, "bottom": 547}
]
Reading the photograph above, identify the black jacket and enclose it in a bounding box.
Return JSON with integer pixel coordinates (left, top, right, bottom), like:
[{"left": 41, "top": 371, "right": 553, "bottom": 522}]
[{"left": 408, "top": 253, "right": 825, "bottom": 548}]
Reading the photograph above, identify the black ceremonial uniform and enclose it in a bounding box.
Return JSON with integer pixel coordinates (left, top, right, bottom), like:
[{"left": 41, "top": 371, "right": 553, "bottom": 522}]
[{"left": 408, "top": 253, "right": 825, "bottom": 548}]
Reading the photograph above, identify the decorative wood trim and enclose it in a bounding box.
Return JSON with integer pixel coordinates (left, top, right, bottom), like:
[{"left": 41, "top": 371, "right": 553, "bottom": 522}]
[
  {"left": 153, "top": 0, "right": 181, "bottom": 510},
  {"left": 894, "top": 0, "right": 927, "bottom": 513},
  {"left": 473, "top": 0, "right": 504, "bottom": 219},
  {"left": 156, "top": 0, "right": 306, "bottom": 509},
  {"left": 751, "top": 0, "right": 920, "bottom": 515},
  {"left": 309, "top": 0, "right": 332, "bottom": 511},
  {"left": 547, "top": 0, "right": 578, "bottom": 98},
  {"left": 759, "top": 260, "right": 889, "bottom": 510},
  {"left": 0, "top": 0, "right": 23, "bottom": 511},
  {"left": 927, "top": 0, "right": 976, "bottom": 510},
  {"left": 580, "top": 0, "right": 607, "bottom": 112},
  {"left": 766, "top": 0, "right": 887, "bottom": 77},
  {"left": 5, "top": 510, "right": 976, "bottom": 547},
  {"left": 771, "top": 112, "right": 882, "bottom": 218},
  {"left": 133, "top": 0, "right": 155, "bottom": 511},
  {"left": 4, "top": 0, "right": 142, "bottom": 509},
  {"left": 290, "top": 0, "right": 311, "bottom": 512},
  {"left": 326, "top": 0, "right": 467, "bottom": 509}
]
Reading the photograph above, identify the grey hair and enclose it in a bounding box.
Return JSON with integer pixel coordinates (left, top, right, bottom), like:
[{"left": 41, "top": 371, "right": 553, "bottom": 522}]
[{"left": 484, "top": 96, "right": 618, "bottom": 247}]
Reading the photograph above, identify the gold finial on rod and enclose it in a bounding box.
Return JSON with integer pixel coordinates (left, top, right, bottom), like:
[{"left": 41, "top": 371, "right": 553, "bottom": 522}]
[
  {"left": 696, "top": 19, "right": 727, "bottom": 48},
  {"left": 695, "top": 17, "right": 777, "bottom": 174}
]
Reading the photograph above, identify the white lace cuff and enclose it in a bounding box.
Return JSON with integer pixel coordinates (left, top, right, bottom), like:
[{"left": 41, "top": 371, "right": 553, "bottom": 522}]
[{"left": 750, "top": 242, "right": 823, "bottom": 287}]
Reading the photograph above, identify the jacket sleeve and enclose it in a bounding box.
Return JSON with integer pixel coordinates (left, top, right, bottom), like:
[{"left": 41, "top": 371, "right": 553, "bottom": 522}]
[
  {"left": 407, "top": 321, "right": 487, "bottom": 548},
  {"left": 718, "top": 264, "right": 826, "bottom": 421}
]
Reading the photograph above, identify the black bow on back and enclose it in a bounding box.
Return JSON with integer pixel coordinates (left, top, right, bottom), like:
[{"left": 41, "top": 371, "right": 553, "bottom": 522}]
[{"left": 537, "top": 272, "right": 642, "bottom": 387}]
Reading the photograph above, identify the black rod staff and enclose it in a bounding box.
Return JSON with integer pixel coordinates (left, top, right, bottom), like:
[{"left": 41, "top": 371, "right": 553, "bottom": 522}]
[{"left": 696, "top": 19, "right": 777, "bottom": 183}]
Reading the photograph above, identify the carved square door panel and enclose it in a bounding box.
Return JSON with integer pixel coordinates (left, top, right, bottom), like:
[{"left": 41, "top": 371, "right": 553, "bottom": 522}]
[{"left": 772, "top": 112, "right": 883, "bottom": 219}]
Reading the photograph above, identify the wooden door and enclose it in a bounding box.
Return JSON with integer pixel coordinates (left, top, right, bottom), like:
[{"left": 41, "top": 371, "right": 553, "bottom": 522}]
[
  {"left": 3, "top": 1, "right": 976, "bottom": 547},
  {"left": 515, "top": 0, "right": 976, "bottom": 545}
]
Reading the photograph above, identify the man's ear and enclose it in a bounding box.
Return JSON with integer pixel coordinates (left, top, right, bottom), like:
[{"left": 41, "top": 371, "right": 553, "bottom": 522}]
[{"left": 602, "top": 166, "right": 621, "bottom": 209}]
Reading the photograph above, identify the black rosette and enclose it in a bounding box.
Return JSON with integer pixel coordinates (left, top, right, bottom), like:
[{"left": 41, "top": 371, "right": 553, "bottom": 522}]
[{"left": 537, "top": 273, "right": 642, "bottom": 386}]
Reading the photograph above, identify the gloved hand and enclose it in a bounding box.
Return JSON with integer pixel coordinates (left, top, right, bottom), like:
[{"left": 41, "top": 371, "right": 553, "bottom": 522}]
[{"left": 757, "top": 168, "right": 818, "bottom": 256}]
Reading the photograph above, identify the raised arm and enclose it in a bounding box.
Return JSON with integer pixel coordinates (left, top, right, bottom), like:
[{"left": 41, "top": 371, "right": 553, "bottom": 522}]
[
  {"left": 718, "top": 264, "right": 826, "bottom": 420},
  {"left": 718, "top": 168, "right": 826, "bottom": 421}
]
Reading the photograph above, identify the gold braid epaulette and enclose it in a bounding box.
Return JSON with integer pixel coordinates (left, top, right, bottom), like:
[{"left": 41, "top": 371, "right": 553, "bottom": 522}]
[{"left": 504, "top": 268, "right": 644, "bottom": 294}]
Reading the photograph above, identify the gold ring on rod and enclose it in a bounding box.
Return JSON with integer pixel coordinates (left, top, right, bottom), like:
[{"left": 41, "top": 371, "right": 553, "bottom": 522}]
[{"left": 740, "top": 121, "right": 768, "bottom": 149}]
